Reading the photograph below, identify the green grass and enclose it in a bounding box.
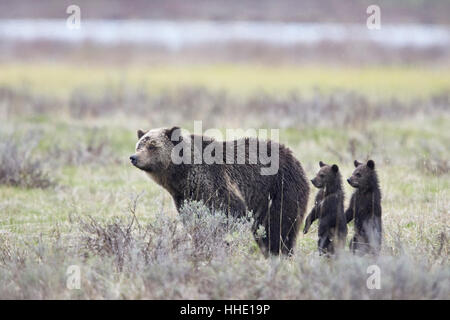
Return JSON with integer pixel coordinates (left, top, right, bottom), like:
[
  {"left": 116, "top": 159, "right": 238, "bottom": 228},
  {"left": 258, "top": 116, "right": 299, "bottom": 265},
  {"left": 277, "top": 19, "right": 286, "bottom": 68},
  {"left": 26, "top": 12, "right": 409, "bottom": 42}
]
[
  {"left": 0, "top": 63, "right": 448, "bottom": 98},
  {"left": 1, "top": 115, "right": 447, "bottom": 237},
  {"left": 0, "top": 63, "right": 448, "bottom": 299}
]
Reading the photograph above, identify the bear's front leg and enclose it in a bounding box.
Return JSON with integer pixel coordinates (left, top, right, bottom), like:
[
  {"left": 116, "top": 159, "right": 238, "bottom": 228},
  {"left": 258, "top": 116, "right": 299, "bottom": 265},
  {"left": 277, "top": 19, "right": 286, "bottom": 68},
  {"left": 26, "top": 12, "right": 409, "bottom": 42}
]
[{"left": 303, "top": 207, "right": 317, "bottom": 234}]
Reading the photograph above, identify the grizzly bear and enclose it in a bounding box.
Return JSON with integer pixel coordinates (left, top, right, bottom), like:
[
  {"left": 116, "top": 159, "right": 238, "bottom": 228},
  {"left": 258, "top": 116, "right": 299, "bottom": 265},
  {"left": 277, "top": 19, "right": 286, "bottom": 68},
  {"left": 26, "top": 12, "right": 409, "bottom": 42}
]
[
  {"left": 303, "top": 161, "right": 347, "bottom": 255},
  {"left": 130, "top": 127, "right": 309, "bottom": 256},
  {"left": 346, "top": 160, "right": 382, "bottom": 255}
]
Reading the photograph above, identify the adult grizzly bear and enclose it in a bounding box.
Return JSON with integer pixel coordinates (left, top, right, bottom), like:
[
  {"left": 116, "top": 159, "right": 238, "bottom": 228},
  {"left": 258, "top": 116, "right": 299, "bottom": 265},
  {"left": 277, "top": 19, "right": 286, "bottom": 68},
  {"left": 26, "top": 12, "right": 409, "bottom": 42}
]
[
  {"left": 346, "top": 160, "right": 382, "bottom": 255},
  {"left": 130, "top": 126, "right": 309, "bottom": 256}
]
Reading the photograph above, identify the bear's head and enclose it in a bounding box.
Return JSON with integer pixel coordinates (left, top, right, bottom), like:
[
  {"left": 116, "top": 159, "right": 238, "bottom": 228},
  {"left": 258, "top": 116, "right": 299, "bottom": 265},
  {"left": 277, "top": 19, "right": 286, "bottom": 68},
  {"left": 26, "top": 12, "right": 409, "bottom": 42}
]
[
  {"left": 311, "top": 161, "right": 340, "bottom": 189},
  {"left": 347, "top": 160, "right": 376, "bottom": 189},
  {"left": 130, "top": 126, "right": 181, "bottom": 173}
]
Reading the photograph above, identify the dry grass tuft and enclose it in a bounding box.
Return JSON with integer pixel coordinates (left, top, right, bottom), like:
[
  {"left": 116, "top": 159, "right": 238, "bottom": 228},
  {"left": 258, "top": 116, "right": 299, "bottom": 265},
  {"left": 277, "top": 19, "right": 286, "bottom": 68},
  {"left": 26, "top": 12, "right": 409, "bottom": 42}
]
[
  {"left": 0, "top": 199, "right": 448, "bottom": 299},
  {"left": 0, "top": 132, "right": 53, "bottom": 188},
  {"left": 1, "top": 85, "right": 448, "bottom": 128}
]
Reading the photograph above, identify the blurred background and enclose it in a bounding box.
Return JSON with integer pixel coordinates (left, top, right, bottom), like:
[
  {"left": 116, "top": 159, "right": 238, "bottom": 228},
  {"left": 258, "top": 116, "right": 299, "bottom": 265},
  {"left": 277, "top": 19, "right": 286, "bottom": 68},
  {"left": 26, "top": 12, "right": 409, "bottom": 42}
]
[
  {"left": 1, "top": 0, "right": 449, "bottom": 66},
  {"left": 0, "top": 0, "right": 448, "bottom": 128}
]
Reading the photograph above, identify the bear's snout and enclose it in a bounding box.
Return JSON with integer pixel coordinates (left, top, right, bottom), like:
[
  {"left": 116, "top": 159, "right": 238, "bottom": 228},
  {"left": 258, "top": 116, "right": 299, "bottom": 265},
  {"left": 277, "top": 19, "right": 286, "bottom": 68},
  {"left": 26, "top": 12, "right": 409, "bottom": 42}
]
[
  {"left": 130, "top": 155, "right": 138, "bottom": 166},
  {"left": 347, "top": 178, "right": 358, "bottom": 188},
  {"left": 311, "top": 178, "right": 321, "bottom": 188}
]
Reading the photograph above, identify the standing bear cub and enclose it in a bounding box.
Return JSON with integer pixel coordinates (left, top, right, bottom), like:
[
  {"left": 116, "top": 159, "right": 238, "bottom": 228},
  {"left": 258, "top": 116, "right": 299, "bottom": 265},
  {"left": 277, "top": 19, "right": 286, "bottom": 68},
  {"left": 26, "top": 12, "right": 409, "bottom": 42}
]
[
  {"left": 346, "top": 160, "right": 382, "bottom": 255},
  {"left": 303, "top": 161, "right": 347, "bottom": 255},
  {"left": 130, "top": 127, "right": 310, "bottom": 256}
]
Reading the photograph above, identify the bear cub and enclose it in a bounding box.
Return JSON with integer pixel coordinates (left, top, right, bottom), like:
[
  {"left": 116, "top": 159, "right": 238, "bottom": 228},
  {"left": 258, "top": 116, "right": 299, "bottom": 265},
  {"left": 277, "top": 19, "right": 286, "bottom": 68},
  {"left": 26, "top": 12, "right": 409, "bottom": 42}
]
[
  {"left": 346, "top": 160, "right": 382, "bottom": 255},
  {"left": 303, "top": 161, "right": 347, "bottom": 255}
]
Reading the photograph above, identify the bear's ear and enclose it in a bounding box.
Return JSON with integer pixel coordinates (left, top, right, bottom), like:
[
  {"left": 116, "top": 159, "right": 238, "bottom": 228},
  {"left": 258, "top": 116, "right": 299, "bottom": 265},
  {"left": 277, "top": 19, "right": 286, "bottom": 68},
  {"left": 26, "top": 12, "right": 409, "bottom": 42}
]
[
  {"left": 331, "top": 164, "right": 339, "bottom": 173},
  {"left": 319, "top": 161, "right": 325, "bottom": 167},
  {"left": 354, "top": 160, "right": 362, "bottom": 167},
  {"left": 137, "top": 129, "right": 147, "bottom": 139},
  {"left": 165, "top": 126, "right": 181, "bottom": 142},
  {"left": 367, "top": 159, "right": 375, "bottom": 170}
]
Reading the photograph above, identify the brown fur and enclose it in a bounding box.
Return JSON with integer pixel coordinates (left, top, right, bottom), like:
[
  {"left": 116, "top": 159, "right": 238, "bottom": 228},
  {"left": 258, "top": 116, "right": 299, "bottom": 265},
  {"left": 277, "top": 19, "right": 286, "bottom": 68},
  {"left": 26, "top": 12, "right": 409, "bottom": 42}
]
[
  {"left": 303, "top": 161, "right": 347, "bottom": 255},
  {"left": 131, "top": 127, "right": 310, "bottom": 256},
  {"left": 346, "top": 160, "right": 382, "bottom": 255}
]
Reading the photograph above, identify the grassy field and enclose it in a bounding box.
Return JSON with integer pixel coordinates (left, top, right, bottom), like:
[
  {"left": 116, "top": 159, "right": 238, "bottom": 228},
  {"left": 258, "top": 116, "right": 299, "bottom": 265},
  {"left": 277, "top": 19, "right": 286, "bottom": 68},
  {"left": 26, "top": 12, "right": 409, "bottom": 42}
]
[
  {"left": 0, "top": 63, "right": 448, "bottom": 299},
  {"left": 1, "top": 63, "right": 448, "bottom": 98}
]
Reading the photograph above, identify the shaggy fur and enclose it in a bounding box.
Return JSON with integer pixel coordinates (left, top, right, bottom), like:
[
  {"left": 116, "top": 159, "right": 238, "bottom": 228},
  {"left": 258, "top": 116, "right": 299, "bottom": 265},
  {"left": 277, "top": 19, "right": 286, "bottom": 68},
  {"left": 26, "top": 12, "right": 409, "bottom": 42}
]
[
  {"left": 131, "top": 127, "right": 309, "bottom": 256},
  {"left": 303, "top": 161, "right": 347, "bottom": 255},
  {"left": 346, "top": 160, "right": 382, "bottom": 255}
]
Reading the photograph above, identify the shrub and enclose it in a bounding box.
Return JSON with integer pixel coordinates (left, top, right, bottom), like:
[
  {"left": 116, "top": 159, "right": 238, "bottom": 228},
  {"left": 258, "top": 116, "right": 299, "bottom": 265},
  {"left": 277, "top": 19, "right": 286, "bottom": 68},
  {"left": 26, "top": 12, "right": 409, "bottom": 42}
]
[
  {"left": 76, "top": 200, "right": 255, "bottom": 272},
  {"left": 0, "top": 132, "right": 53, "bottom": 188},
  {"left": 0, "top": 198, "right": 448, "bottom": 299},
  {"left": 49, "top": 130, "right": 120, "bottom": 166}
]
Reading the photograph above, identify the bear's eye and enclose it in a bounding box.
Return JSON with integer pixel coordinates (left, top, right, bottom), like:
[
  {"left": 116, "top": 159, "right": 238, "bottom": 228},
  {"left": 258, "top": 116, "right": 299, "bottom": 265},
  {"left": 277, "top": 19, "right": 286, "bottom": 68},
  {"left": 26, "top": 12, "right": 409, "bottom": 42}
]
[
  {"left": 319, "top": 174, "right": 325, "bottom": 178},
  {"left": 148, "top": 144, "right": 156, "bottom": 150},
  {"left": 356, "top": 173, "right": 361, "bottom": 177}
]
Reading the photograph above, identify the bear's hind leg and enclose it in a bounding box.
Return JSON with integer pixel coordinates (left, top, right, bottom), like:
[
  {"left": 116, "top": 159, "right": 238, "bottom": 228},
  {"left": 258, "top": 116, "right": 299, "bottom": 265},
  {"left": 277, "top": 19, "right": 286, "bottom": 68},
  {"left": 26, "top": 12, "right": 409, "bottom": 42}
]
[{"left": 318, "top": 236, "right": 333, "bottom": 255}]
